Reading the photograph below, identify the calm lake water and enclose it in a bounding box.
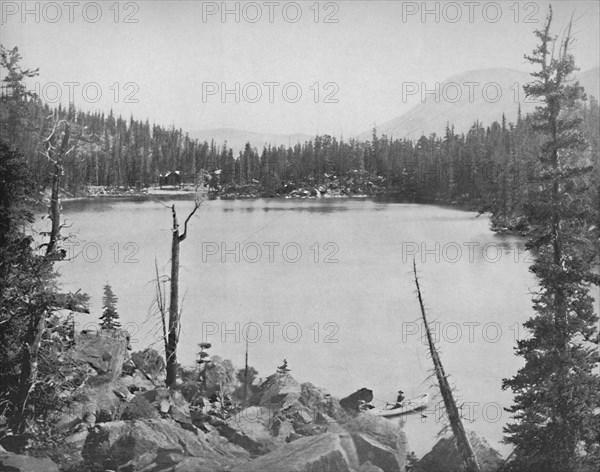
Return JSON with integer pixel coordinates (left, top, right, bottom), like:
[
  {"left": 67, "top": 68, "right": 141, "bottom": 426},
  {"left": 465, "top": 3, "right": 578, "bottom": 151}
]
[{"left": 40, "top": 197, "right": 544, "bottom": 457}]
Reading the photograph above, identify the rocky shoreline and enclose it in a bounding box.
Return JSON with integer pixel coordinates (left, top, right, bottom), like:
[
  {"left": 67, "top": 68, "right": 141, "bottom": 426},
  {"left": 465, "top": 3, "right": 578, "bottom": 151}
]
[
  {"left": 53, "top": 184, "right": 473, "bottom": 211},
  {"left": 0, "top": 324, "right": 505, "bottom": 472}
]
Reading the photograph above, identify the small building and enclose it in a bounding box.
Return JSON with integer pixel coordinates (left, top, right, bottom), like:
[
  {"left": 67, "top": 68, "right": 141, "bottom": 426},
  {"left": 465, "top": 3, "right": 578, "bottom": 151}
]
[{"left": 159, "top": 171, "right": 181, "bottom": 188}]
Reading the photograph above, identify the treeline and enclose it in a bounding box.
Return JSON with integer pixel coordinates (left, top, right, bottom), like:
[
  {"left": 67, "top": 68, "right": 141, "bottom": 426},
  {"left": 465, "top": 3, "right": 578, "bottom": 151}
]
[{"left": 1, "top": 43, "right": 599, "bottom": 230}]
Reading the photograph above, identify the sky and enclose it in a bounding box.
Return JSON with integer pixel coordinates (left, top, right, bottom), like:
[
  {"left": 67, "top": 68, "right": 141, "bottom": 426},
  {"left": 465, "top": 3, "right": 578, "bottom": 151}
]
[{"left": 2, "top": 0, "right": 599, "bottom": 136}]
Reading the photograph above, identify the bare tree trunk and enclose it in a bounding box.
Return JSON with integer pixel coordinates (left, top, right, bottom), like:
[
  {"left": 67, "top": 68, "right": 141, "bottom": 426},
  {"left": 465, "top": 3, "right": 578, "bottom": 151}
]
[
  {"left": 165, "top": 205, "right": 181, "bottom": 387},
  {"left": 46, "top": 164, "right": 61, "bottom": 256},
  {"left": 165, "top": 197, "right": 202, "bottom": 388},
  {"left": 243, "top": 337, "right": 249, "bottom": 401},
  {"left": 413, "top": 260, "right": 481, "bottom": 472},
  {"left": 46, "top": 122, "right": 70, "bottom": 256}
]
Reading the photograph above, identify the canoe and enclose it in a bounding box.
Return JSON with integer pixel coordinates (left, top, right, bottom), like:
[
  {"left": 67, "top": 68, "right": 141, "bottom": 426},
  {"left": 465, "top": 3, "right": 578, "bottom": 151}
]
[{"left": 368, "top": 393, "right": 429, "bottom": 418}]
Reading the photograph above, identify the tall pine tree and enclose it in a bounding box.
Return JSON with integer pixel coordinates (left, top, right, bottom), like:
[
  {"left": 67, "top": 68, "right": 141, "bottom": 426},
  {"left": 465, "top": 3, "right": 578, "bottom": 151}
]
[
  {"left": 502, "top": 8, "right": 600, "bottom": 472},
  {"left": 100, "top": 283, "right": 121, "bottom": 330}
]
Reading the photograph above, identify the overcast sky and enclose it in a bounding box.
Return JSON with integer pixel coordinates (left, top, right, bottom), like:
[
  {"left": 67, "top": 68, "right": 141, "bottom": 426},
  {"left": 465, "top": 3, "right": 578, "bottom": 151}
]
[{"left": 2, "top": 1, "right": 599, "bottom": 136}]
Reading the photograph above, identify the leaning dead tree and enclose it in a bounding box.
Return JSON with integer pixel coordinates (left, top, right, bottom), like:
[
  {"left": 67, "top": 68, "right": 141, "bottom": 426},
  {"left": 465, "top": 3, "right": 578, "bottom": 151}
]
[
  {"left": 412, "top": 259, "right": 481, "bottom": 472},
  {"left": 165, "top": 191, "right": 204, "bottom": 388}
]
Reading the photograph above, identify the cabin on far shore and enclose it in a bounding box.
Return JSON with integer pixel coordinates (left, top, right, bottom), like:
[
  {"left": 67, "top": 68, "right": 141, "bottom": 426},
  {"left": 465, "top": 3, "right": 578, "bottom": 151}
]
[{"left": 159, "top": 171, "right": 181, "bottom": 188}]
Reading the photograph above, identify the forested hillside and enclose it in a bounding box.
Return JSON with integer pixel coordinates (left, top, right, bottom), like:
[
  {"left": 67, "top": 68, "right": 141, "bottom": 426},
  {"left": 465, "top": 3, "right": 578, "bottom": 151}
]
[{"left": 2, "top": 45, "right": 599, "bottom": 233}]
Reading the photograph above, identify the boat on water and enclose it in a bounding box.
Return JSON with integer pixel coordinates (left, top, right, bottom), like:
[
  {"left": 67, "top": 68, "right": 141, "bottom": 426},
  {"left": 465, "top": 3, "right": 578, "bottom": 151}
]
[{"left": 367, "top": 393, "right": 429, "bottom": 418}]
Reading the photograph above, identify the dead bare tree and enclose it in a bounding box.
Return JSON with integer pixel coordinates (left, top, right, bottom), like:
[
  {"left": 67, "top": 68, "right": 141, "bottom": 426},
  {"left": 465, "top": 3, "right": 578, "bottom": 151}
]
[
  {"left": 412, "top": 259, "right": 481, "bottom": 472},
  {"left": 13, "top": 117, "right": 74, "bottom": 431},
  {"left": 165, "top": 191, "right": 204, "bottom": 388},
  {"left": 40, "top": 114, "right": 94, "bottom": 257},
  {"left": 41, "top": 117, "right": 71, "bottom": 257},
  {"left": 243, "top": 336, "right": 249, "bottom": 402},
  {"left": 14, "top": 115, "right": 95, "bottom": 431}
]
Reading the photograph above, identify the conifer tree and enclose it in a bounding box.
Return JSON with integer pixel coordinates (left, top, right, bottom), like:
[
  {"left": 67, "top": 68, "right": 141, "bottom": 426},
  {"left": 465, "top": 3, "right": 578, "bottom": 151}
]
[
  {"left": 100, "top": 283, "right": 121, "bottom": 330},
  {"left": 502, "top": 8, "right": 600, "bottom": 471}
]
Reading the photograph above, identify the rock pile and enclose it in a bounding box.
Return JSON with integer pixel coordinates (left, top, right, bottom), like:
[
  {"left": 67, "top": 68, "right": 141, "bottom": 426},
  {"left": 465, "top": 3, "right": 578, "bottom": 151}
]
[
  {"left": 223, "top": 372, "right": 408, "bottom": 472},
  {"left": 1, "top": 322, "right": 504, "bottom": 472}
]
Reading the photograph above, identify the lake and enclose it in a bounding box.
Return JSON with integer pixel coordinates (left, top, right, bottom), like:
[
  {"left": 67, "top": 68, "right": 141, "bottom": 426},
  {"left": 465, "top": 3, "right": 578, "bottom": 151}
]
[{"left": 41, "top": 197, "right": 541, "bottom": 457}]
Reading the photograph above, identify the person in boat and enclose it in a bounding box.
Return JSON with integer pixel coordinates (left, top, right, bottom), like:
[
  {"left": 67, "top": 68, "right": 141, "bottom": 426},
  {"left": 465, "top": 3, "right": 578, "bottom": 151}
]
[{"left": 395, "top": 390, "right": 405, "bottom": 408}]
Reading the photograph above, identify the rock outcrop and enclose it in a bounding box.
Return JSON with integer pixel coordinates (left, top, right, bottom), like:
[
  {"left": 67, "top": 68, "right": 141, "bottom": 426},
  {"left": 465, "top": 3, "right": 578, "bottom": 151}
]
[
  {"left": 222, "top": 373, "right": 342, "bottom": 456},
  {"left": 232, "top": 432, "right": 358, "bottom": 472},
  {"left": 352, "top": 433, "right": 401, "bottom": 472},
  {"left": 249, "top": 372, "right": 301, "bottom": 407},
  {"left": 54, "top": 368, "right": 157, "bottom": 432},
  {"left": 339, "top": 388, "right": 374, "bottom": 412},
  {"left": 0, "top": 450, "right": 60, "bottom": 472},
  {"left": 222, "top": 375, "right": 408, "bottom": 472},
  {"left": 344, "top": 412, "right": 408, "bottom": 472},
  {"left": 81, "top": 418, "right": 249, "bottom": 471},
  {"left": 4, "top": 329, "right": 415, "bottom": 472},
  {"left": 412, "top": 430, "right": 504, "bottom": 472},
  {"left": 220, "top": 406, "right": 282, "bottom": 455},
  {"left": 73, "top": 328, "right": 130, "bottom": 382}
]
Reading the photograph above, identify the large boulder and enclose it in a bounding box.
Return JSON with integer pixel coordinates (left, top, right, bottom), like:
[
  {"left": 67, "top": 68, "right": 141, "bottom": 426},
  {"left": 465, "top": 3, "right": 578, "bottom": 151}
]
[
  {"left": 137, "top": 387, "right": 192, "bottom": 425},
  {"left": 339, "top": 388, "right": 373, "bottom": 412},
  {"left": 0, "top": 451, "right": 59, "bottom": 472},
  {"left": 413, "top": 430, "right": 504, "bottom": 472},
  {"left": 73, "top": 328, "right": 129, "bottom": 382},
  {"left": 120, "top": 371, "right": 157, "bottom": 393},
  {"left": 344, "top": 413, "right": 406, "bottom": 451},
  {"left": 298, "top": 382, "right": 341, "bottom": 422},
  {"left": 250, "top": 372, "right": 301, "bottom": 407},
  {"left": 0, "top": 434, "right": 34, "bottom": 454},
  {"left": 221, "top": 375, "right": 342, "bottom": 456},
  {"left": 81, "top": 418, "right": 249, "bottom": 471},
  {"left": 220, "top": 406, "right": 282, "bottom": 455},
  {"left": 232, "top": 432, "right": 358, "bottom": 472},
  {"left": 54, "top": 373, "right": 165, "bottom": 433},
  {"left": 344, "top": 413, "right": 408, "bottom": 472},
  {"left": 352, "top": 433, "right": 401, "bottom": 472},
  {"left": 55, "top": 381, "right": 128, "bottom": 431}
]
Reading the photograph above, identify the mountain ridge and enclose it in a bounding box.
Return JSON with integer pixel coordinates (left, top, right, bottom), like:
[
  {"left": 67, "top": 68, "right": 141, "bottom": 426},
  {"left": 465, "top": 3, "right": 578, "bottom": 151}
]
[
  {"left": 358, "top": 66, "right": 600, "bottom": 140},
  {"left": 190, "top": 66, "right": 600, "bottom": 149},
  {"left": 188, "top": 128, "right": 313, "bottom": 154}
]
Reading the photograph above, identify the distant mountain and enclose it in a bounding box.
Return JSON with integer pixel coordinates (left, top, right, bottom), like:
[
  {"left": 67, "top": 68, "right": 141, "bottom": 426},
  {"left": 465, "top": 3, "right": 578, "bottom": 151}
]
[
  {"left": 190, "top": 67, "right": 599, "bottom": 149},
  {"left": 359, "top": 66, "right": 600, "bottom": 141},
  {"left": 189, "top": 128, "right": 313, "bottom": 154}
]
